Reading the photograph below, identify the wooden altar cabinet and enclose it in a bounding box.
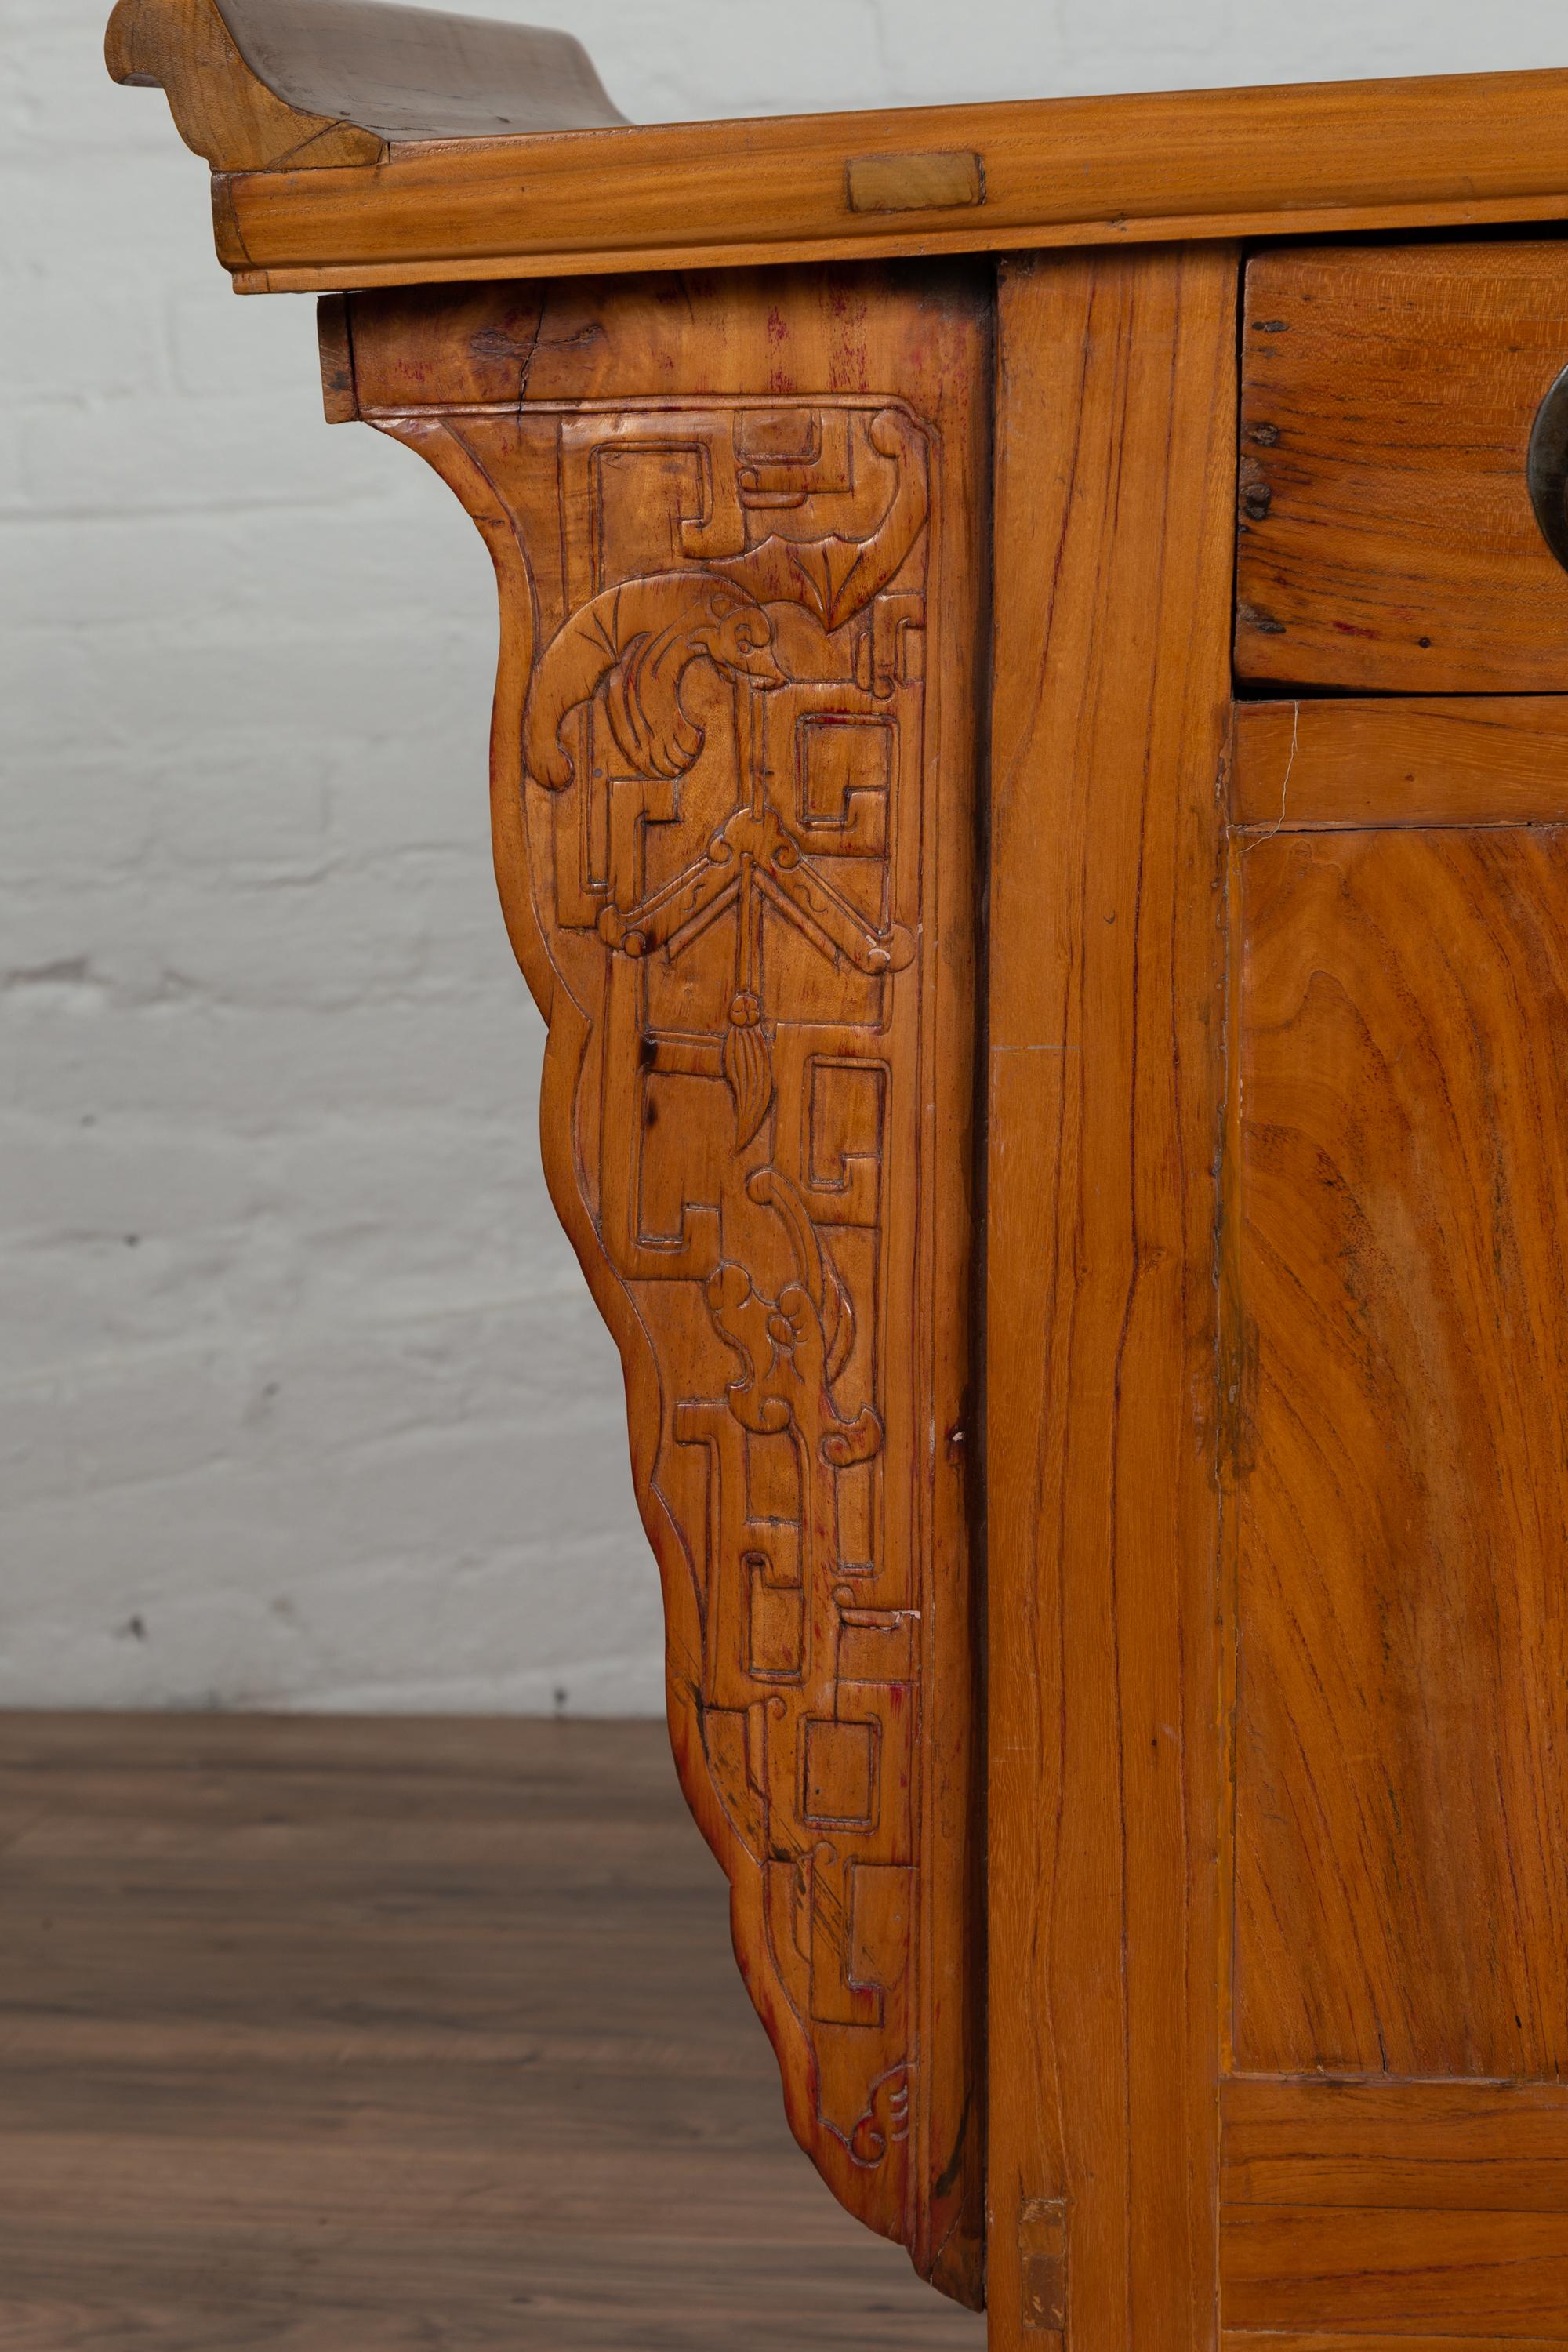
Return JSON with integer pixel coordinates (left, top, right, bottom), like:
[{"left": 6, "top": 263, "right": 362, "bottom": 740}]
[{"left": 106, "top": 8, "right": 1568, "bottom": 2343}]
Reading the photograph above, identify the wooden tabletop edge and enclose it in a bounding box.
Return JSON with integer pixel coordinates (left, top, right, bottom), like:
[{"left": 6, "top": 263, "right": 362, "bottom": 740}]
[{"left": 107, "top": 28, "right": 1568, "bottom": 285}]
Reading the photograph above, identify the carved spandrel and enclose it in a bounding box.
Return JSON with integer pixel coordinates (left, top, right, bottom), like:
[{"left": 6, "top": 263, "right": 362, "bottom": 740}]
[
  {"left": 363, "top": 272, "right": 982, "bottom": 2306},
  {"left": 535, "top": 401, "right": 924, "bottom": 2185}
]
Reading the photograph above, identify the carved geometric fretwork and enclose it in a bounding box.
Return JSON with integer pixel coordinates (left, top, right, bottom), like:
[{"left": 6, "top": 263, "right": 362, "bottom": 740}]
[{"left": 354, "top": 270, "right": 985, "bottom": 2307}]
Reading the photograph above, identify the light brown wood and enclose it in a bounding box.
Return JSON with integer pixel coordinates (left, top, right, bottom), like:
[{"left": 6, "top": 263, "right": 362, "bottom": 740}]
[
  {"left": 1223, "top": 2339, "right": 1568, "bottom": 2351},
  {"left": 846, "top": 151, "right": 985, "bottom": 215},
  {"left": 228, "top": 191, "right": 1568, "bottom": 299},
  {"left": 103, "top": 21, "right": 1568, "bottom": 2339},
  {"left": 104, "top": 0, "right": 622, "bottom": 170},
  {"left": 100, "top": 33, "right": 1568, "bottom": 292},
  {"left": 985, "top": 245, "right": 1235, "bottom": 2352},
  {"left": 1236, "top": 242, "right": 1568, "bottom": 691},
  {"left": 1229, "top": 825, "right": 1568, "bottom": 2085},
  {"left": 1232, "top": 698, "right": 1568, "bottom": 829},
  {"left": 106, "top": 0, "right": 381, "bottom": 168},
  {"left": 216, "top": 0, "right": 623, "bottom": 138},
  {"left": 315, "top": 288, "right": 355, "bottom": 421},
  {"left": 336, "top": 265, "right": 987, "bottom": 2303},
  {"left": 0, "top": 1712, "right": 985, "bottom": 2349},
  {"left": 1222, "top": 2205, "right": 1568, "bottom": 2334},
  {"left": 1223, "top": 2078, "right": 1568, "bottom": 2209}
]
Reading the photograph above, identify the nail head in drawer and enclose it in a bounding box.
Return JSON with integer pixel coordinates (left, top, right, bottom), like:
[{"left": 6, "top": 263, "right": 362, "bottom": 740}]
[{"left": 1235, "top": 240, "right": 1568, "bottom": 694}]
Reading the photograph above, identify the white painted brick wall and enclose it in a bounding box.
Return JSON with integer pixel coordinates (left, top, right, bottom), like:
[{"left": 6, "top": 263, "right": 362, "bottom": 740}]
[{"left": 3, "top": 0, "right": 1562, "bottom": 1711}]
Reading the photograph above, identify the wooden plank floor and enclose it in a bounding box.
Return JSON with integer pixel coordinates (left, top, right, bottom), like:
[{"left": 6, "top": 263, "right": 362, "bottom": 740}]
[{"left": 0, "top": 1715, "right": 987, "bottom": 2350}]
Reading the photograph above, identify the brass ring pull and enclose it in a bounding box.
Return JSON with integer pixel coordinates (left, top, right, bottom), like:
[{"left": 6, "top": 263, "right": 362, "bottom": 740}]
[{"left": 1527, "top": 364, "right": 1568, "bottom": 572}]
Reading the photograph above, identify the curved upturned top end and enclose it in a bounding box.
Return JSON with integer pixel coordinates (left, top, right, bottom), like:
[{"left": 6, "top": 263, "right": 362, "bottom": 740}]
[{"left": 106, "top": 0, "right": 626, "bottom": 172}]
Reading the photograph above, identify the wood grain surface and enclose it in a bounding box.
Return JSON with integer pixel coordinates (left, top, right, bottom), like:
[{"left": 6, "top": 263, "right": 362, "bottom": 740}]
[
  {"left": 985, "top": 245, "right": 1234, "bottom": 2352},
  {"left": 1222, "top": 2205, "right": 1568, "bottom": 2334},
  {"left": 344, "top": 265, "right": 988, "bottom": 2300},
  {"left": 1224, "top": 2338, "right": 1568, "bottom": 2352},
  {"left": 1236, "top": 243, "right": 1568, "bottom": 691},
  {"left": 1232, "top": 699, "right": 1568, "bottom": 830},
  {"left": 0, "top": 1713, "right": 986, "bottom": 2351},
  {"left": 89, "top": 32, "right": 1568, "bottom": 2323},
  {"left": 1230, "top": 826, "right": 1568, "bottom": 2080},
  {"left": 101, "top": 27, "right": 1568, "bottom": 292},
  {"left": 1223, "top": 2078, "right": 1568, "bottom": 2209},
  {"left": 104, "top": 0, "right": 622, "bottom": 169}
]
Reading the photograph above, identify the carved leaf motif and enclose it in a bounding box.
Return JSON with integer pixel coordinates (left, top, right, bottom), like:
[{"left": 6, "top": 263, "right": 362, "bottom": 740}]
[
  {"left": 713, "top": 408, "right": 931, "bottom": 628},
  {"left": 822, "top": 1244, "right": 856, "bottom": 1385},
  {"left": 850, "top": 2067, "right": 912, "bottom": 2167},
  {"left": 523, "top": 572, "right": 782, "bottom": 787},
  {"left": 720, "top": 1018, "right": 773, "bottom": 1148}
]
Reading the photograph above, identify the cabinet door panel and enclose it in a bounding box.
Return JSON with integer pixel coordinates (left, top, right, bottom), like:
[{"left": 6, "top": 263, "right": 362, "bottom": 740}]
[{"left": 1232, "top": 825, "right": 1568, "bottom": 2081}]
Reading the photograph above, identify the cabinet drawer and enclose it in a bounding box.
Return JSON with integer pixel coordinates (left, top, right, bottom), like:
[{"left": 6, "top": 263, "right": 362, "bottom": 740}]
[{"left": 1236, "top": 241, "right": 1568, "bottom": 691}]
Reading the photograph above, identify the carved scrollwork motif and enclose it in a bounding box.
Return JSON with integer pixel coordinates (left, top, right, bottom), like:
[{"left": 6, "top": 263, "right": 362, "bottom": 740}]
[
  {"left": 514, "top": 404, "right": 930, "bottom": 2171},
  {"left": 371, "top": 286, "right": 981, "bottom": 2303}
]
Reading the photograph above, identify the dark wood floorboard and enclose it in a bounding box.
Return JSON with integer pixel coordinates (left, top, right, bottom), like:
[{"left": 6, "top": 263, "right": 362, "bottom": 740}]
[{"left": 0, "top": 1714, "right": 985, "bottom": 2349}]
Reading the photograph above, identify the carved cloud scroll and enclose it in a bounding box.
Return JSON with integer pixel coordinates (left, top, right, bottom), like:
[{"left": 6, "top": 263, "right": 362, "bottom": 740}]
[{"left": 336, "top": 268, "right": 987, "bottom": 2303}]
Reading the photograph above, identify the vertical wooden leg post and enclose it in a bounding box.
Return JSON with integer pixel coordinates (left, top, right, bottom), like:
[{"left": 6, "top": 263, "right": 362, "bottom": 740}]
[{"left": 985, "top": 246, "right": 1237, "bottom": 2352}]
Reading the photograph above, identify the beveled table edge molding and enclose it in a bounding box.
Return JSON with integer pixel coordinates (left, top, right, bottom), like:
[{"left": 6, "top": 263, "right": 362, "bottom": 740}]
[{"left": 105, "top": 16, "right": 1568, "bottom": 289}]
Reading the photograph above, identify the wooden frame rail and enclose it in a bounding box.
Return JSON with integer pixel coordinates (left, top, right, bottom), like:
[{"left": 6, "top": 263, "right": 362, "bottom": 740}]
[{"left": 107, "top": 5, "right": 1568, "bottom": 288}]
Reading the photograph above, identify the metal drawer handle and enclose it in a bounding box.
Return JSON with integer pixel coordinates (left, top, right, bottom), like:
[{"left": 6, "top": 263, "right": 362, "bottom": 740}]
[{"left": 1527, "top": 364, "right": 1568, "bottom": 572}]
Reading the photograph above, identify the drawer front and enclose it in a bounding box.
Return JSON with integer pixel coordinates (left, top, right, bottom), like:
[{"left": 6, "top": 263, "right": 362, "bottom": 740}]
[{"left": 1236, "top": 241, "right": 1568, "bottom": 691}]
